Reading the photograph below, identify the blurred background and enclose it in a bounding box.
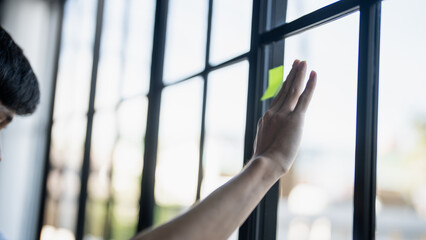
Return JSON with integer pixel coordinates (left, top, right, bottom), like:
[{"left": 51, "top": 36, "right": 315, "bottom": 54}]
[{"left": 0, "top": 0, "right": 425, "bottom": 240}]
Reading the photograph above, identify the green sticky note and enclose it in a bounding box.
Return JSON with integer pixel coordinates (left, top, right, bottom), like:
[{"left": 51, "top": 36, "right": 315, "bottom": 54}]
[{"left": 261, "top": 65, "right": 284, "bottom": 101}]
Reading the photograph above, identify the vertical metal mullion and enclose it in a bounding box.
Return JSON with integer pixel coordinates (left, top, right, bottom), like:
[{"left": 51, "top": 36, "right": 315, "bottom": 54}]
[
  {"left": 76, "top": 0, "right": 106, "bottom": 239},
  {"left": 239, "top": 0, "right": 267, "bottom": 239},
  {"left": 244, "top": 40, "right": 284, "bottom": 240},
  {"left": 196, "top": 76, "right": 208, "bottom": 200},
  {"left": 240, "top": 0, "right": 286, "bottom": 239},
  {"left": 36, "top": 1, "right": 66, "bottom": 239},
  {"left": 196, "top": 0, "right": 214, "bottom": 202},
  {"left": 258, "top": 40, "right": 285, "bottom": 240},
  {"left": 353, "top": 0, "right": 381, "bottom": 239},
  {"left": 137, "top": 0, "right": 169, "bottom": 231}
]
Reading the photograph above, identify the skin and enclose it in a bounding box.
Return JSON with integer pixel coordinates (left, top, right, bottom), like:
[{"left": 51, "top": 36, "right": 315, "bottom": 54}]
[
  {"left": 0, "top": 102, "right": 15, "bottom": 161},
  {"left": 132, "top": 59, "right": 317, "bottom": 240}
]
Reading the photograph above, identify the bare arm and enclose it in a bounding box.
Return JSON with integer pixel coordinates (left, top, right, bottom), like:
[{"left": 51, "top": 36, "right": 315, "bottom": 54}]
[{"left": 132, "top": 60, "right": 317, "bottom": 240}]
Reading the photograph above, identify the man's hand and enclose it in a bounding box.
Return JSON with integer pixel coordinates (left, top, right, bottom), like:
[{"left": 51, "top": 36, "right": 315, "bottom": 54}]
[
  {"left": 132, "top": 59, "right": 316, "bottom": 240},
  {"left": 253, "top": 60, "right": 317, "bottom": 176}
]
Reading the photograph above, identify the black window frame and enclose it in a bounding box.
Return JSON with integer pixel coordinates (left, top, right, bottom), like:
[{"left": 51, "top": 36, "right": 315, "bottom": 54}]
[
  {"left": 241, "top": 1, "right": 381, "bottom": 239},
  {"left": 241, "top": 0, "right": 381, "bottom": 239},
  {"left": 37, "top": 0, "right": 382, "bottom": 239}
]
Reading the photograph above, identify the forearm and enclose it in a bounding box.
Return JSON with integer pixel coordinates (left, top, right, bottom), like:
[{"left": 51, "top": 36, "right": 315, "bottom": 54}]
[{"left": 132, "top": 157, "right": 284, "bottom": 240}]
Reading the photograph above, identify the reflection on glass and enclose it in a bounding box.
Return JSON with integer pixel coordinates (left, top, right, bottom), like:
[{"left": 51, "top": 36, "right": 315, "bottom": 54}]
[
  {"left": 163, "top": 0, "right": 208, "bottom": 84},
  {"left": 53, "top": 0, "right": 97, "bottom": 120},
  {"left": 202, "top": 61, "right": 249, "bottom": 198},
  {"left": 154, "top": 78, "right": 204, "bottom": 225},
  {"left": 286, "top": 0, "right": 339, "bottom": 23},
  {"left": 209, "top": 0, "right": 252, "bottom": 65},
  {"left": 277, "top": 13, "right": 359, "bottom": 239},
  {"left": 377, "top": 0, "right": 426, "bottom": 238}
]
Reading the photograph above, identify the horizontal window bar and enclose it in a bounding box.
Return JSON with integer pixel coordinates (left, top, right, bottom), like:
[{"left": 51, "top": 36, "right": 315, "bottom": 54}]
[
  {"left": 260, "top": 0, "right": 359, "bottom": 44},
  {"left": 163, "top": 52, "right": 249, "bottom": 87}
]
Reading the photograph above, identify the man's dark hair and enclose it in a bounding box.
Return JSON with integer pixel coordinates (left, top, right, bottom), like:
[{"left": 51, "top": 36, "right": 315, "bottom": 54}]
[{"left": 0, "top": 26, "right": 40, "bottom": 115}]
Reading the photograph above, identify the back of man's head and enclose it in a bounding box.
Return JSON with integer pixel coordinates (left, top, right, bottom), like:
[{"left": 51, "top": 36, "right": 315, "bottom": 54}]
[{"left": 0, "top": 26, "right": 40, "bottom": 115}]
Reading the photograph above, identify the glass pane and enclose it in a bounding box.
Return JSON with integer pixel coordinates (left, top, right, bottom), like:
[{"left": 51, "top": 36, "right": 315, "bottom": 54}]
[
  {"left": 84, "top": 200, "right": 108, "bottom": 239},
  {"left": 209, "top": 0, "right": 252, "bottom": 65},
  {"left": 42, "top": 114, "right": 87, "bottom": 239},
  {"left": 286, "top": 0, "right": 340, "bottom": 23},
  {"left": 46, "top": 169, "right": 81, "bottom": 204},
  {"left": 57, "top": 200, "right": 79, "bottom": 236},
  {"left": 377, "top": 0, "right": 426, "bottom": 238},
  {"left": 201, "top": 61, "right": 249, "bottom": 198},
  {"left": 41, "top": 194, "right": 79, "bottom": 240},
  {"left": 202, "top": 62, "right": 248, "bottom": 240},
  {"left": 42, "top": 197, "right": 58, "bottom": 230},
  {"left": 117, "top": 96, "right": 148, "bottom": 143},
  {"left": 53, "top": 0, "right": 98, "bottom": 120},
  {"left": 44, "top": 170, "right": 81, "bottom": 229},
  {"left": 95, "top": 0, "right": 155, "bottom": 108},
  {"left": 91, "top": 110, "right": 117, "bottom": 172},
  {"left": 85, "top": 110, "right": 117, "bottom": 238},
  {"left": 276, "top": 13, "right": 359, "bottom": 239},
  {"left": 50, "top": 116, "right": 87, "bottom": 170},
  {"left": 110, "top": 202, "right": 139, "bottom": 239},
  {"left": 41, "top": 223, "right": 76, "bottom": 240},
  {"left": 94, "top": 0, "right": 125, "bottom": 109},
  {"left": 110, "top": 97, "right": 148, "bottom": 239},
  {"left": 110, "top": 139, "right": 143, "bottom": 239},
  {"left": 44, "top": 0, "right": 153, "bottom": 238},
  {"left": 86, "top": 97, "right": 148, "bottom": 239},
  {"left": 163, "top": 0, "right": 208, "bottom": 84},
  {"left": 121, "top": 0, "right": 156, "bottom": 97},
  {"left": 154, "top": 78, "right": 204, "bottom": 225}
]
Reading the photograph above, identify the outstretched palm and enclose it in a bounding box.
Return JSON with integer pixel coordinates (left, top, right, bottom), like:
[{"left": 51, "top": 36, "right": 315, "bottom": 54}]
[{"left": 253, "top": 60, "right": 317, "bottom": 175}]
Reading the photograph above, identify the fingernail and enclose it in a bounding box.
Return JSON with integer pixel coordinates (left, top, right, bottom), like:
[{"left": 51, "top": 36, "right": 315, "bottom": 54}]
[{"left": 293, "top": 59, "right": 299, "bottom": 67}]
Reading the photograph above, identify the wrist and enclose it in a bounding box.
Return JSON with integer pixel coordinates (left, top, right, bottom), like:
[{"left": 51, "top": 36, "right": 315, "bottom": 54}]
[{"left": 248, "top": 157, "right": 285, "bottom": 185}]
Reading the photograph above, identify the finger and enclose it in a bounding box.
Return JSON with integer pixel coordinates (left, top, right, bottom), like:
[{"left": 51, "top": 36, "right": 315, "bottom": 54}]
[
  {"left": 276, "top": 60, "right": 300, "bottom": 104},
  {"left": 270, "top": 60, "right": 300, "bottom": 112},
  {"left": 281, "top": 61, "right": 307, "bottom": 111},
  {"left": 294, "top": 70, "right": 317, "bottom": 113},
  {"left": 270, "top": 80, "right": 287, "bottom": 109},
  {"left": 271, "top": 59, "right": 300, "bottom": 112}
]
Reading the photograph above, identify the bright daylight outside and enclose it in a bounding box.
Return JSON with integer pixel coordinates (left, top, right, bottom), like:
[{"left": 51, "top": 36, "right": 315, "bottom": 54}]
[
  {"left": 39, "top": 0, "right": 426, "bottom": 239},
  {"left": 276, "top": 0, "right": 426, "bottom": 239}
]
